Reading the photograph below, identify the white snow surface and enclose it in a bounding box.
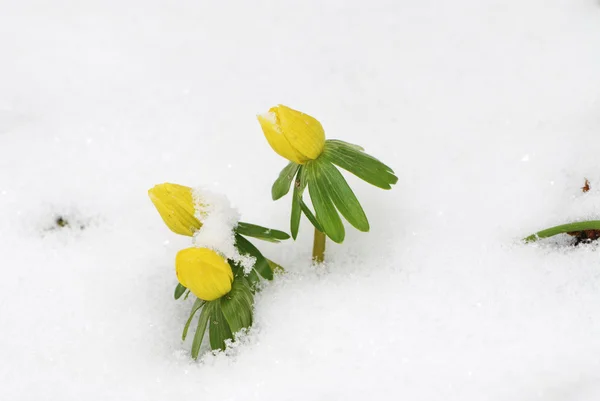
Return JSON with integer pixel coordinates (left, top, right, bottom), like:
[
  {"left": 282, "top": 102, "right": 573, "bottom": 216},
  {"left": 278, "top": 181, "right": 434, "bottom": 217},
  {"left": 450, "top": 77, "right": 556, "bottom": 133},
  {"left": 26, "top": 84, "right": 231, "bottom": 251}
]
[{"left": 1, "top": 0, "right": 600, "bottom": 400}]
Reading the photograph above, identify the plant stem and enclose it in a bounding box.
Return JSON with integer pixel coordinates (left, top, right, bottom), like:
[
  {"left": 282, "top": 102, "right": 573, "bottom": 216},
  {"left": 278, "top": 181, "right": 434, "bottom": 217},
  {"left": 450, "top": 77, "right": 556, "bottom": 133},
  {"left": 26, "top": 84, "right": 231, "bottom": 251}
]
[{"left": 312, "top": 228, "right": 326, "bottom": 263}]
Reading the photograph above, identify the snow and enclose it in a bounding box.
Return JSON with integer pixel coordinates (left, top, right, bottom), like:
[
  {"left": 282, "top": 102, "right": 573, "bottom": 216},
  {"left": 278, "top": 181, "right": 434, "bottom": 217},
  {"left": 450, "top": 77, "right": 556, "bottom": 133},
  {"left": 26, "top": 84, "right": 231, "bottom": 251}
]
[
  {"left": 554, "top": 185, "right": 600, "bottom": 224},
  {"left": 192, "top": 187, "right": 255, "bottom": 273},
  {"left": 1, "top": 0, "right": 600, "bottom": 400},
  {"left": 259, "top": 111, "right": 278, "bottom": 126}
]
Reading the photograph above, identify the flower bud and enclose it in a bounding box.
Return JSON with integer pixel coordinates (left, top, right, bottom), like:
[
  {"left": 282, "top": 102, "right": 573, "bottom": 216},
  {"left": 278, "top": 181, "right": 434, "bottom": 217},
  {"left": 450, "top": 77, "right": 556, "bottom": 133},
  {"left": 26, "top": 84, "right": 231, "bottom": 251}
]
[
  {"left": 175, "top": 248, "right": 233, "bottom": 301},
  {"left": 148, "top": 183, "right": 201, "bottom": 236},
  {"left": 257, "top": 105, "right": 325, "bottom": 164}
]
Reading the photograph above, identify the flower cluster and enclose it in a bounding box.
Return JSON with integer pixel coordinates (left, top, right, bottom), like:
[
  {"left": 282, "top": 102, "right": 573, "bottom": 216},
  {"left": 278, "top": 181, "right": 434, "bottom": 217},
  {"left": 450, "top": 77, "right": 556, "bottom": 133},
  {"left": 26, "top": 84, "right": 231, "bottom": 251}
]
[
  {"left": 148, "top": 183, "right": 289, "bottom": 357},
  {"left": 149, "top": 104, "right": 396, "bottom": 358},
  {"left": 148, "top": 183, "right": 233, "bottom": 301}
]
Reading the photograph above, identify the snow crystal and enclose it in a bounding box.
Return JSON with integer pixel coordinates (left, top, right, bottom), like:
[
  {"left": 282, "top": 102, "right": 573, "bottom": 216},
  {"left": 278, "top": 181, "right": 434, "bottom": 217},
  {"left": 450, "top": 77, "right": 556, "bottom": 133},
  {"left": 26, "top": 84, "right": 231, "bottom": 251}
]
[{"left": 192, "top": 187, "right": 256, "bottom": 273}]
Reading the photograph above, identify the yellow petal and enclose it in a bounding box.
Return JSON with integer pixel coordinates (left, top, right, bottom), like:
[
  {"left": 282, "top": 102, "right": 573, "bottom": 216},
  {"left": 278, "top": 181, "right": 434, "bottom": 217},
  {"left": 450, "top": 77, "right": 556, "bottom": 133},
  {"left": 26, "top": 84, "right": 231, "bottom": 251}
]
[
  {"left": 175, "top": 248, "right": 233, "bottom": 301},
  {"left": 273, "top": 105, "right": 325, "bottom": 161},
  {"left": 257, "top": 111, "right": 307, "bottom": 164},
  {"left": 148, "top": 183, "right": 202, "bottom": 236}
]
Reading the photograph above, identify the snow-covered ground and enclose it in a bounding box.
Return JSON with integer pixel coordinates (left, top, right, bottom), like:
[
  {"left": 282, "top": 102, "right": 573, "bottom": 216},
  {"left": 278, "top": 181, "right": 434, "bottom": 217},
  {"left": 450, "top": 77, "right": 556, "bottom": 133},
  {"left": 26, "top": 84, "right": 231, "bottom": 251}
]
[{"left": 2, "top": 0, "right": 600, "bottom": 399}]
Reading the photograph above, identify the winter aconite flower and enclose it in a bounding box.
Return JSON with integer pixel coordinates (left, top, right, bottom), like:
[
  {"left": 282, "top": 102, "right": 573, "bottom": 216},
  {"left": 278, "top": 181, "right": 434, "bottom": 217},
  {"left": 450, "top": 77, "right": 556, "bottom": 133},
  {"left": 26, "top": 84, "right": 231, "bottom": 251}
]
[
  {"left": 257, "top": 105, "right": 325, "bottom": 164},
  {"left": 262, "top": 104, "right": 398, "bottom": 260},
  {"left": 175, "top": 248, "right": 233, "bottom": 301},
  {"left": 148, "top": 183, "right": 201, "bottom": 236}
]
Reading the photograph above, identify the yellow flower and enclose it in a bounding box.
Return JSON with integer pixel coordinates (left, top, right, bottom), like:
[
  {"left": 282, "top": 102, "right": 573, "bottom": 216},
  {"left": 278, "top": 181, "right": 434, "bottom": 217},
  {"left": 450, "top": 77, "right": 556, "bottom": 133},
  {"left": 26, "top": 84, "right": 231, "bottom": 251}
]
[
  {"left": 257, "top": 105, "right": 326, "bottom": 164},
  {"left": 148, "top": 183, "right": 202, "bottom": 236},
  {"left": 175, "top": 248, "right": 233, "bottom": 301}
]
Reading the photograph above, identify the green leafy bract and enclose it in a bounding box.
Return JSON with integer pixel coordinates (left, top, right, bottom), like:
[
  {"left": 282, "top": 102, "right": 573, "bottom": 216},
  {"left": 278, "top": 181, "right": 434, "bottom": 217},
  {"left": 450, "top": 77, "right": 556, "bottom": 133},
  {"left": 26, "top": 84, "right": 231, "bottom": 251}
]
[
  {"left": 209, "top": 302, "right": 234, "bottom": 351},
  {"left": 221, "top": 276, "right": 254, "bottom": 333},
  {"left": 290, "top": 166, "right": 305, "bottom": 239},
  {"left": 174, "top": 283, "right": 187, "bottom": 300},
  {"left": 299, "top": 199, "right": 323, "bottom": 233},
  {"left": 191, "top": 302, "right": 212, "bottom": 359},
  {"left": 234, "top": 234, "right": 274, "bottom": 280},
  {"left": 318, "top": 161, "right": 369, "bottom": 232},
  {"left": 323, "top": 140, "right": 398, "bottom": 190},
  {"left": 306, "top": 161, "right": 345, "bottom": 243},
  {"left": 183, "top": 298, "right": 206, "bottom": 341},
  {"left": 272, "top": 162, "right": 300, "bottom": 200},
  {"left": 236, "top": 221, "right": 290, "bottom": 243}
]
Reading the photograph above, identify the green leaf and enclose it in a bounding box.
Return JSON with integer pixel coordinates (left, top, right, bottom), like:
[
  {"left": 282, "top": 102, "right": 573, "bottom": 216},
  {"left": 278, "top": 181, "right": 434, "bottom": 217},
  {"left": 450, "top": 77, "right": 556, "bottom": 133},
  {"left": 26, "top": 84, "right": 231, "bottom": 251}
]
[
  {"left": 326, "top": 140, "right": 395, "bottom": 173},
  {"left": 236, "top": 221, "right": 290, "bottom": 243},
  {"left": 182, "top": 297, "right": 206, "bottom": 341},
  {"left": 191, "top": 302, "right": 212, "bottom": 359},
  {"left": 318, "top": 161, "right": 370, "bottom": 232},
  {"left": 267, "top": 258, "right": 285, "bottom": 274},
  {"left": 523, "top": 220, "right": 600, "bottom": 243},
  {"left": 272, "top": 162, "right": 300, "bottom": 200},
  {"left": 209, "top": 301, "right": 234, "bottom": 351},
  {"left": 323, "top": 140, "right": 398, "bottom": 190},
  {"left": 299, "top": 199, "right": 323, "bottom": 232},
  {"left": 290, "top": 166, "right": 305, "bottom": 240},
  {"left": 290, "top": 163, "right": 323, "bottom": 234},
  {"left": 247, "top": 268, "right": 261, "bottom": 289},
  {"left": 221, "top": 276, "right": 254, "bottom": 333},
  {"left": 234, "top": 234, "right": 274, "bottom": 280},
  {"left": 174, "top": 283, "right": 187, "bottom": 300},
  {"left": 326, "top": 139, "right": 365, "bottom": 151},
  {"left": 227, "top": 258, "right": 261, "bottom": 291},
  {"left": 306, "top": 161, "right": 345, "bottom": 243}
]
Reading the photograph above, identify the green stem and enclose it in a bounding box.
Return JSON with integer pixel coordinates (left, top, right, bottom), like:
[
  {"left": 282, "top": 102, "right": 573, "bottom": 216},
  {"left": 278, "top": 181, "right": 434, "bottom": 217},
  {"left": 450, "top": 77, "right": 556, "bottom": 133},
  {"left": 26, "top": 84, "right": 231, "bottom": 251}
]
[
  {"left": 523, "top": 220, "right": 600, "bottom": 243},
  {"left": 312, "top": 228, "right": 326, "bottom": 263}
]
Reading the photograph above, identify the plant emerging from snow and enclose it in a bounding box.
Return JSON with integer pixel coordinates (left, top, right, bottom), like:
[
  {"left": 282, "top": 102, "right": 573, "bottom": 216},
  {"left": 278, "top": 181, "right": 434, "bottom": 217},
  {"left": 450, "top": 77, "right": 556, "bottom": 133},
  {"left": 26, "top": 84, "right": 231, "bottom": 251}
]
[
  {"left": 147, "top": 106, "right": 398, "bottom": 358},
  {"left": 258, "top": 104, "right": 398, "bottom": 262},
  {"left": 148, "top": 183, "right": 288, "bottom": 358},
  {"left": 524, "top": 179, "right": 600, "bottom": 245}
]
